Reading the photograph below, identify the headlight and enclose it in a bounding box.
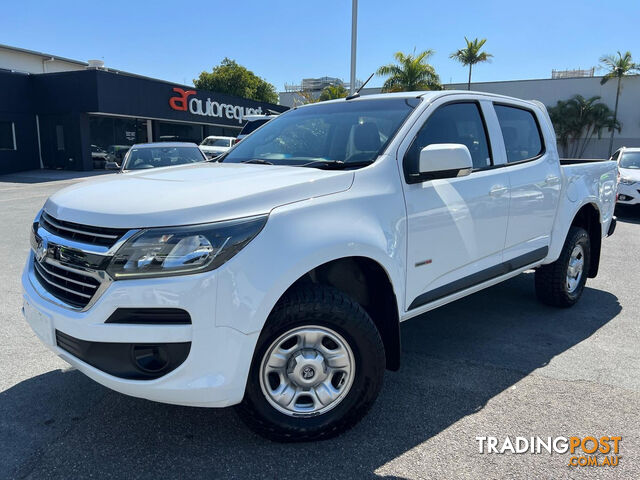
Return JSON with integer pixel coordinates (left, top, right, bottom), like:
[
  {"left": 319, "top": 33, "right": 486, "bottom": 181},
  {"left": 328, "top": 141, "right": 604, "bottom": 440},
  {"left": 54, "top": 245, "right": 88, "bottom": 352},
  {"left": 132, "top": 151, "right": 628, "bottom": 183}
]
[
  {"left": 619, "top": 177, "right": 636, "bottom": 185},
  {"left": 106, "top": 215, "right": 267, "bottom": 279}
]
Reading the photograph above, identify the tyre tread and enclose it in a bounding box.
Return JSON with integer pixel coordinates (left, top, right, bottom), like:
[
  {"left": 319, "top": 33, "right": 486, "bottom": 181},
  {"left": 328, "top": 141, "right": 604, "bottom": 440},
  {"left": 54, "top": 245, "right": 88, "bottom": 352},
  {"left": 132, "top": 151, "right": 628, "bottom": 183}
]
[{"left": 535, "top": 226, "right": 590, "bottom": 308}]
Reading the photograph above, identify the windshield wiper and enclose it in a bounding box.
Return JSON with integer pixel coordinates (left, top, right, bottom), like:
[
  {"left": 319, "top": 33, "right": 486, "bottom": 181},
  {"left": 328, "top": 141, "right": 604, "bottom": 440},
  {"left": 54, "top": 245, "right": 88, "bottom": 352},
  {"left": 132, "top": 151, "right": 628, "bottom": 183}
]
[
  {"left": 241, "top": 159, "right": 274, "bottom": 165},
  {"left": 300, "top": 159, "right": 374, "bottom": 170}
]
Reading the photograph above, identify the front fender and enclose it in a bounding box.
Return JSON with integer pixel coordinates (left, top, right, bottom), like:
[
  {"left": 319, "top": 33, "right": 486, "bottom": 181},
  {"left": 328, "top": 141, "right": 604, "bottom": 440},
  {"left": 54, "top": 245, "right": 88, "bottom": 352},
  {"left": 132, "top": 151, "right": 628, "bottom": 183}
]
[{"left": 214, "top": 187, "right": 406, "bottom": 335}]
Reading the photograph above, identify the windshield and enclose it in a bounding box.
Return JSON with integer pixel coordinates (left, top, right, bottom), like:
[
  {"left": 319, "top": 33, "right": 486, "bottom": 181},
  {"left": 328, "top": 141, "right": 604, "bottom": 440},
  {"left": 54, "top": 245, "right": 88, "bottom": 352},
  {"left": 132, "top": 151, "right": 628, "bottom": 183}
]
[
  {"left": 201, "top": 138, "right": 231, "bottom": 147},
  {"left": 123, "top": 146, "right": 206, "bottom": 170},
  {"left": 620, "top": 152, "right": 640, "bottom": 169},
  {"left": 223, "top": 98, "right": 418, "bottom": 167},
  {"left": 239, "top": 118, "right": 271, "bottom": 136}
]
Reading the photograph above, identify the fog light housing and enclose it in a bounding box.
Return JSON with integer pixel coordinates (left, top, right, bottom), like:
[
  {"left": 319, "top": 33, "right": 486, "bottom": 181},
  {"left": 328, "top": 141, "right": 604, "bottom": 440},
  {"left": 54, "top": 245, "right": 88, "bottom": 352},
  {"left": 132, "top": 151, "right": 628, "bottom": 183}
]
[{"left": 132, "top": 345, "right": 170, "bottom": 373}]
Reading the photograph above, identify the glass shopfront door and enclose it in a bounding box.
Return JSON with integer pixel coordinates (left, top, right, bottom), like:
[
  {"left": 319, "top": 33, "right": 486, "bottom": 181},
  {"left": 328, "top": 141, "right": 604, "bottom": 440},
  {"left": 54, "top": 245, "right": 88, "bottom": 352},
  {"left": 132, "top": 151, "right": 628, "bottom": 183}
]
[{"left": 88, "top": 116, "right": 149, "bottom": 169}]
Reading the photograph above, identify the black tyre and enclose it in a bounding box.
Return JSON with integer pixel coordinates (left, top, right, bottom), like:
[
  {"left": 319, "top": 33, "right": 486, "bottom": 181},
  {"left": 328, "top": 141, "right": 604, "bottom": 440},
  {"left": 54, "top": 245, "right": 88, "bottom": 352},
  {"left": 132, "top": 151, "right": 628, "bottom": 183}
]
[
  {"left": 535, "top": 226, "right": 590, "bottom": 308},
  {"left": 236, "top": 284, "right": 385, "bottom": 442}
]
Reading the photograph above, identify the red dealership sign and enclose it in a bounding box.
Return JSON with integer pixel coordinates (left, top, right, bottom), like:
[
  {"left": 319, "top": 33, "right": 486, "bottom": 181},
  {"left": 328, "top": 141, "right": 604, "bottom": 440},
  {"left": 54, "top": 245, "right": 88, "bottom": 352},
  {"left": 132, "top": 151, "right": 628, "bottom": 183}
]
[{"left": 169, "top": 88, "right": 196, "bottom": 111}]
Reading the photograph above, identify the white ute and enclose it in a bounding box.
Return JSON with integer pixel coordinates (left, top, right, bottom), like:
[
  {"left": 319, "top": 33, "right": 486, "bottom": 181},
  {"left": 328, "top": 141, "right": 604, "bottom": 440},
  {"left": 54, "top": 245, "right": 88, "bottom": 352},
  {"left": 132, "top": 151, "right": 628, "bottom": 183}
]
[
  {"left": 199, "top": 136, "right": 235, "bottom": 159},
  {"left": 22, "top": 91, "right": 617, "bottom": 441}
]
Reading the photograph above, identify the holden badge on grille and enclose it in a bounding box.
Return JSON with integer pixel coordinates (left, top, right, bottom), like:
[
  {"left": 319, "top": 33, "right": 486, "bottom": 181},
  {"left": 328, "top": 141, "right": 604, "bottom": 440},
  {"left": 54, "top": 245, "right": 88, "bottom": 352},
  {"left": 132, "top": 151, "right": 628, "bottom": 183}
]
[{"left": 35, "top": 238, "right": 48, "bottom": 263}]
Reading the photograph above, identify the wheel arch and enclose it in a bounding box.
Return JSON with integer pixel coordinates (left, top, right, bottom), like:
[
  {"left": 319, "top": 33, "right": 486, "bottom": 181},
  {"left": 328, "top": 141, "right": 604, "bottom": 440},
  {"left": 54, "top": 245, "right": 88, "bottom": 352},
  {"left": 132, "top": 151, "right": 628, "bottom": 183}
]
[
  {"left": 273, "top": 256, "right": 402, "bottom": 371},
  {"left": 570, "top": 202, "right": 602, "bottom": 278}
]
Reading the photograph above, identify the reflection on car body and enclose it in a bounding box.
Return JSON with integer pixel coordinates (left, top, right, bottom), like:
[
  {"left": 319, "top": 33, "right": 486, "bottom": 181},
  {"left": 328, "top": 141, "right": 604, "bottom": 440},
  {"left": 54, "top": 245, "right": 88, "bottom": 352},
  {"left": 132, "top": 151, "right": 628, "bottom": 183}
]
[{"left": 120, "top": 142, "right": 208, "bottom": 172}]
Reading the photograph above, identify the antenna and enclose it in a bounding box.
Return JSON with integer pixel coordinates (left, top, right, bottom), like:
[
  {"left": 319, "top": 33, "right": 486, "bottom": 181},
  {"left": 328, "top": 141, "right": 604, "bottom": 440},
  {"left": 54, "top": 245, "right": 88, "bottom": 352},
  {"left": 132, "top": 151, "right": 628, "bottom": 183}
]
[{"left": 345, "top": 72, "right": 375, "bottom": 100}]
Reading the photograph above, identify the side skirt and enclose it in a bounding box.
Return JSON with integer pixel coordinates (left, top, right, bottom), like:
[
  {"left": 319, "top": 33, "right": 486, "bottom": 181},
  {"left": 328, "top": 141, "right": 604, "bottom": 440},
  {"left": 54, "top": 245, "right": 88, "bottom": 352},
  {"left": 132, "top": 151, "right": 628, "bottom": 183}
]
[{"left": 405, "top": 246, "right": 548, "bottom": 314}]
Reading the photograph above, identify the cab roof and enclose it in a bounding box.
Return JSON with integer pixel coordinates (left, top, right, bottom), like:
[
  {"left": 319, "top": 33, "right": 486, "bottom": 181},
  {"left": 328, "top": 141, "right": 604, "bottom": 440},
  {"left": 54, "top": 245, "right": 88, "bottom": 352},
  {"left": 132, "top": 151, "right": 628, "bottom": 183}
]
[{"left": 297, "top": 90, "right": 539, "bottom": 108}]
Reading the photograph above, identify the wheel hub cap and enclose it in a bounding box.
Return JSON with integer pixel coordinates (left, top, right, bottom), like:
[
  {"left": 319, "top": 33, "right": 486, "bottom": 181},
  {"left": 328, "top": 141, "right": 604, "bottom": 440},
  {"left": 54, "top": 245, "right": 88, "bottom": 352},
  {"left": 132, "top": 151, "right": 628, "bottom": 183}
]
[
  {"left": 259, "top": 326, "right": 355, "bottom": 417},
  {"left": 288, "top": 350, "right": 327, "bottom": 386},
  {"left": 566, "top": 244, "right": 585, "bottom": 293}
]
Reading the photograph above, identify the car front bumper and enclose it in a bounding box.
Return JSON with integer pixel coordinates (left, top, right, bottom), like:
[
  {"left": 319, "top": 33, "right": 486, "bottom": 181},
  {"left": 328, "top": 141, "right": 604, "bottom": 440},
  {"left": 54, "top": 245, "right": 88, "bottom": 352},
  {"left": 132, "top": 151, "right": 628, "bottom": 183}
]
[
  {"left": 617, "top": 182, "right": 640, "bottom": 204},
  {"left": 21, "top": 254, "right": 259, "bottom": 407}
]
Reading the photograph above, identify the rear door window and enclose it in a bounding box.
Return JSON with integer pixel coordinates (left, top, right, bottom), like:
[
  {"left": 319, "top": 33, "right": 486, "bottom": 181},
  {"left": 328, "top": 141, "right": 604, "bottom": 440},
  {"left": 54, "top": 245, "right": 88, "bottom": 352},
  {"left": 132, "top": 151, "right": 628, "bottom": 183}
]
[{"left": 494, "top": 105, "right": 544, "bottom": 163}]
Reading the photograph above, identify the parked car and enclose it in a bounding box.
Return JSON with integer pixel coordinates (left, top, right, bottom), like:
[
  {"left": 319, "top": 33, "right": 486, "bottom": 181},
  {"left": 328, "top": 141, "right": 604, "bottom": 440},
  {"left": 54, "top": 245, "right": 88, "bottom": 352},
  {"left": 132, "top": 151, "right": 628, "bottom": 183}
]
[
  {"left": 199, "top": 136, "right": 235, "bottom": 159},
  {"left": 91, "top": 145, "right": 108, "bottom": 169},
  {"left": 120, "top": 142, "right": 207, "bottom": 171},
  {"left": 22, "top": 91, "right": 617, "bottom": 442},
  {"left": 611, "top": 147, "right": 640, "bottom": 205},
  {"left": 236, "top": 114, "right": 278, "bottom": 142}
]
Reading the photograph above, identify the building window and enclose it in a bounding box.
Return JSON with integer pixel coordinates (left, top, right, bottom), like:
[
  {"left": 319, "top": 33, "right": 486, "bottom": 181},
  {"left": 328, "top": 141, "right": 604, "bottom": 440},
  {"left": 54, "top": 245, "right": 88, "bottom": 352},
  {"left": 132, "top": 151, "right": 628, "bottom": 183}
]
[
  {"left": 88, "top": 116, "right": 150, "bottom": 169},
  {"left": 0, "top": 121, "right": 16, "bottom": 150},
  {"left": 56, "top": 125, "right": 65, "bottom": 151},
  {"left": 154, "top": 121, "right": 203, "bottom": 143}
]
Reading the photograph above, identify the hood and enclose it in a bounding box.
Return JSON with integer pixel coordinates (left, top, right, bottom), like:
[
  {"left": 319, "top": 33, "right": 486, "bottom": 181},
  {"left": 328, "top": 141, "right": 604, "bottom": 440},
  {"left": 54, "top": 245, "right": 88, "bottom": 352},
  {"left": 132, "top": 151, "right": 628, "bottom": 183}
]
[
  {"left": 44, "top": 163, "right": 354, "bottom": 228},
  {"left": 619, "top": 167, "right": 640, "bottom": 182}
]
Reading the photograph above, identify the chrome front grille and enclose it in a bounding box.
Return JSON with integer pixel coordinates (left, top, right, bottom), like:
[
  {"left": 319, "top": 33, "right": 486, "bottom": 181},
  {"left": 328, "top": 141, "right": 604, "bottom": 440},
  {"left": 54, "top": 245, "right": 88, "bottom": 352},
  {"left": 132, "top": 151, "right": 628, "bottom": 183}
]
[
  {"left": 33, "top": 258, "right": 102, "bottom": 308},
  {"left": 39, "top": 212, "right": 128, "bottom": 248},
  {"left": 28, "top": 210, "right": 129, "bottom": 310}
]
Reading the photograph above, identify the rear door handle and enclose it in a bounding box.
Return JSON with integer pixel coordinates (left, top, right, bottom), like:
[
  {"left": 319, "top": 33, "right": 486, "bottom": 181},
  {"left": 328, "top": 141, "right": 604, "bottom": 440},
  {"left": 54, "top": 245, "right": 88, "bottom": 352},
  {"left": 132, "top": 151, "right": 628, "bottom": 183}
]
[{"left": 489, "top": 185, "right": 508, "bottom": 197}]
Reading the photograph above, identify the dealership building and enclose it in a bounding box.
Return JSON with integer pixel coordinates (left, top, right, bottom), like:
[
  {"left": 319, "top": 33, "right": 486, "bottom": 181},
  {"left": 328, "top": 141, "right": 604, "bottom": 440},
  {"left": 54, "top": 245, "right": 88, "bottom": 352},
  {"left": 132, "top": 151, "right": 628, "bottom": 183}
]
[{"left": 0, "top": 44, "right": 286, "bottom": 174}]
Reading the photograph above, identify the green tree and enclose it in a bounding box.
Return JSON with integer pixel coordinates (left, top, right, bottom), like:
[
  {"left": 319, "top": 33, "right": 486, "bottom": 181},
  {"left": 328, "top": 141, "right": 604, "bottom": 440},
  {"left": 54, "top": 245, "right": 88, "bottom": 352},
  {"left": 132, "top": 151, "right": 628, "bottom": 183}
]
[
  {"left": 318, "top": 84, "right": 348, "bottom": 101},
  {"left": 450, "top": 37, "right": 493, "bottom": 90},
  {"left": 376, "top": 50, "right": 441, "bottom": 92},
  {"left": 547, "top": 95, "right": 620, "bottom": 158},
  {"left": 547, "top": 99, "right": 573, "bottom": 157},
  {"left": 194, "top": 58, "right": 278, "bottom": 104},
  {"left": 599, "top": 51, "right": 639, "bottom": 156}
]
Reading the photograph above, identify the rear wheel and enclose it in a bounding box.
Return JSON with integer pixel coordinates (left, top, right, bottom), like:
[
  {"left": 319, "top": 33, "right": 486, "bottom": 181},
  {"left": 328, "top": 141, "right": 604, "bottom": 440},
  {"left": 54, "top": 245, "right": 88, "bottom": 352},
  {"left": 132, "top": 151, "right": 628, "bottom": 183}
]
[
  {"left": 535, "top": 226, "right": 590, "bottom": 307},
  {"left": 236, "top": 284, "right": 385, "bottom": 442}
]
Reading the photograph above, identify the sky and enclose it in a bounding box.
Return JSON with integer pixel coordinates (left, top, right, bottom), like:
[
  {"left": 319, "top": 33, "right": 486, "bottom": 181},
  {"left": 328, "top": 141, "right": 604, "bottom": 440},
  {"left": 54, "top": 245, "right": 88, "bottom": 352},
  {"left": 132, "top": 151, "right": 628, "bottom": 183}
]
[{"left": 2, "top": 0, "right": 639, "bottom": 92}]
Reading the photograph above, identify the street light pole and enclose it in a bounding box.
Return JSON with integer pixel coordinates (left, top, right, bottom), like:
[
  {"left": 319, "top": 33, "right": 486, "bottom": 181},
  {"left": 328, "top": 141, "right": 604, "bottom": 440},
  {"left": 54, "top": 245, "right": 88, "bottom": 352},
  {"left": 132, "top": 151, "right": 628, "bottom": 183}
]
[{"left": 350, "top": 0, "right": 358, "bottom": 94}]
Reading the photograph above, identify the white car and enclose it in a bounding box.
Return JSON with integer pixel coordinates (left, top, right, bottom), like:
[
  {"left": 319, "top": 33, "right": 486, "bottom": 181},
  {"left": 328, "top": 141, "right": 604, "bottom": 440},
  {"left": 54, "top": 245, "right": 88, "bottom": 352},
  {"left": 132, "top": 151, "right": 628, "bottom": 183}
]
[
  {"left": 611, "top": 147, "right": 640, "bottom": 205},
  {"left": 199, "top": 136, "right": 235, "bottom": 159},
  {"left": 22, "top": 91, "right": 617, "bottom": 441}
]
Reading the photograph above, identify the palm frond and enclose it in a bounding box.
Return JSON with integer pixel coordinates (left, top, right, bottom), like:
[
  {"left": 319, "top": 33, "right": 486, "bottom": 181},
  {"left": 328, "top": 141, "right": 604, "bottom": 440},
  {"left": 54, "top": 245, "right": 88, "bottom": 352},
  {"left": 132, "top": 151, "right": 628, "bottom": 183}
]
[
  {"left": 377, "top": 49, "right": 441, "bottom": 92},
  {"left": 449, "top": 37, "right": 492, "bottom": 66}
]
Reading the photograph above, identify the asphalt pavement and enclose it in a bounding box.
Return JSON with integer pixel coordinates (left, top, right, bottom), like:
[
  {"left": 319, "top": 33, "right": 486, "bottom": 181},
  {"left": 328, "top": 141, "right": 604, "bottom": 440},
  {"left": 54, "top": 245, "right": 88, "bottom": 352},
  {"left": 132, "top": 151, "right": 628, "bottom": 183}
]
[{"left": 1, "top": 170, "right": 638, "bottom": 479}]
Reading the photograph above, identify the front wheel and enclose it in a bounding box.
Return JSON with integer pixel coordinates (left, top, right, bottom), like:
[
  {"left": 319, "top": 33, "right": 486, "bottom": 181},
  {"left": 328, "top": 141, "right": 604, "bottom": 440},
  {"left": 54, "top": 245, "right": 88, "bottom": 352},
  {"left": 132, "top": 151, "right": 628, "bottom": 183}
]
[
  {"left": 535, "top": 226, "right": 590, "bottom": 308},
  {"left": 236, "top": 284, "right": 385, "bottom": 442}
]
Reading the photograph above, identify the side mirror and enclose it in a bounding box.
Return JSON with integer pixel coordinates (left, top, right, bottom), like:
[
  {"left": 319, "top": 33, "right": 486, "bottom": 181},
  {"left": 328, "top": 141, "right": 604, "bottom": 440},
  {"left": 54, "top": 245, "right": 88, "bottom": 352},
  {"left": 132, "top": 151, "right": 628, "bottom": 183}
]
[{"left": 418, "top": 143, "right": 473, "bottom": 180}]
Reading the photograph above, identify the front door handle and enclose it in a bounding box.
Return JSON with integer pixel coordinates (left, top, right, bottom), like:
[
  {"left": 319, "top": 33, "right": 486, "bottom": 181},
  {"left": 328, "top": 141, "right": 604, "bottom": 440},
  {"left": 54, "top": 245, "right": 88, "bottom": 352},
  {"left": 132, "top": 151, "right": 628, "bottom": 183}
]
[
  {"left": 489, "top": 185, "right": 508, "bottom": 197},
  {"left": 545, "top": 175, "right": 560, "bottom": 186}
]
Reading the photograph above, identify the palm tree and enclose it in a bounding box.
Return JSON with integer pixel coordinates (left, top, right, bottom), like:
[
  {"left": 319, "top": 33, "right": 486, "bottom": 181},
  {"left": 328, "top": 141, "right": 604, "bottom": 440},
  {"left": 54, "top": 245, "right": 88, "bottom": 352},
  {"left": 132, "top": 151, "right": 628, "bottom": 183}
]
[
  {"left": 547, "top": 99, "right": 573, "bottom": 157},
  {"left": 376, "top": 50, "right": 441, "bottom": 92},
  {"left": 599, "top": 51, "right": 639, "bottom": 156},
  {"left": 547, "top": 95, "right": 620, "bottom": 158},
  {"left": 450, "top": 37, "right": 493, "bottom": 90}
]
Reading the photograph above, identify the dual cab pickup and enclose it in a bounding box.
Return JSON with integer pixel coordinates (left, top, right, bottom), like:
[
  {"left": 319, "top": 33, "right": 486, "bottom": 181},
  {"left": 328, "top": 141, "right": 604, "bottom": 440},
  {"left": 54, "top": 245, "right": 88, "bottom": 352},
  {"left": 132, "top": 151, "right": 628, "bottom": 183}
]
[{"left": 22, "top": 91, "right": 617, "bottom": 441}]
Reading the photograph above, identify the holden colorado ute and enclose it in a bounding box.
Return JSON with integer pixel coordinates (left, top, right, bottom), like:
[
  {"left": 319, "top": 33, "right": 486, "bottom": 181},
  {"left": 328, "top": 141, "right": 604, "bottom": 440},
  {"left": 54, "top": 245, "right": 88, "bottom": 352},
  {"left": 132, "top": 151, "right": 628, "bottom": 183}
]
[{"left": 22, "top": 91, "right": 617, "bottom": 441}]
